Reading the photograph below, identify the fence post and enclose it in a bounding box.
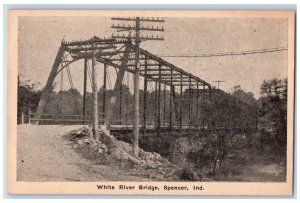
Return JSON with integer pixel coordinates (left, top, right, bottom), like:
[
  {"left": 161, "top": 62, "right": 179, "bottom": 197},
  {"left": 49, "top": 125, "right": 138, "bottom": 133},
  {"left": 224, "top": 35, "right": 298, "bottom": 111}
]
[
  {"left": 21, "top": 111, "right": 24, "bottom": 124},
  {"left": 28, "top": 103, "right": 31, "bottom": 124}
]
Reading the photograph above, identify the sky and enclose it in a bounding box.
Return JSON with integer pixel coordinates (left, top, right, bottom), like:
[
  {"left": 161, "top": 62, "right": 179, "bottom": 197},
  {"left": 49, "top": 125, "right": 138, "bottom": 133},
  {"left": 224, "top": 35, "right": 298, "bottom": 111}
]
[{"left": 18, "top": 16, "right": 288, "bottom": 98}]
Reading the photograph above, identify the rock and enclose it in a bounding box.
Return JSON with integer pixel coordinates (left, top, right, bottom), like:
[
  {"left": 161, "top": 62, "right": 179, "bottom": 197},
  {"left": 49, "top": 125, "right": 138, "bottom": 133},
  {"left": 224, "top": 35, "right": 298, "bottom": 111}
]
[
  {"left": 87, "top": 128, "right": 93, "bottom": 137},
  {"left": 145, "top": 160, "right": 161, "bottom": 169},
  {"left": 69, "top": 126, "right": 182, "bottom": 181},
  {"left": 139, "top": 160, "right": 146, "bottom": 165},
  {"left": 98, "top": 148, "right": 104, "bottom": 154},
  {"left": 89, "top": 142, "right": 98, "bottom": 150},
  {"left": 77, "top": 140, "right": 84, "bottom": 146},
  {"left": 83, "top": 138, "right": 92, "bottom": 144},
  {"left": 138, "top": 150, "right": 146, "bottom": 158},
  {"left": 153, "top": 152, "right": 163, "bottom": 161},
  {"left": 149, "top": 173, "right": 164, "bottom": 180},
  {"left": 110, "top": 148, "right": 122, "bottom": 159},
  {"left": 75, "top": 131, "right": 82, "bottom": 135},
  {"left": 166, "top": 176, "right": 174, "bottom": 181},
  {"left": 109, "top": 148, "right": 141, "bottom": 165},
  {"left": 99, "top": 144, "right": 107, "bottom": 151},
  {"left": 147, "top": 153, "right": 156, "bottom": 161}
]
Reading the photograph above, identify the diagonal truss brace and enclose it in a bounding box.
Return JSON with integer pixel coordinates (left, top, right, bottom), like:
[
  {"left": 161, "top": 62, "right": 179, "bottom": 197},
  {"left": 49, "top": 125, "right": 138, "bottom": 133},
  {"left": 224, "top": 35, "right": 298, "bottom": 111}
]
[
  {"left": 33, "top": 46, "right": 65, "bottom": 124},
  {"left": 104, "top": 43, "right": 131, "bottom": 130}
]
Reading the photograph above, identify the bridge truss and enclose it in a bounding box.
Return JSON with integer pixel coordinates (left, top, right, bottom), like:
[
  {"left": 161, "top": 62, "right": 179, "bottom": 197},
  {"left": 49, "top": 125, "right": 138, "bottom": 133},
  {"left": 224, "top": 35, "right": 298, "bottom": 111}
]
[{"left": 33, "top": 36, "right": 212, "bottom": 134}]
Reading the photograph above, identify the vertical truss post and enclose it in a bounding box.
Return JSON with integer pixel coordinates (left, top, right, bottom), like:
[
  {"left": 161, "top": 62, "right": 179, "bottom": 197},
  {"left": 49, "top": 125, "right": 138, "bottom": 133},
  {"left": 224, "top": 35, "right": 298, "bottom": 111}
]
[
  {"left": 103, "top": 63, "right": 107, "bottom": 123},
  {"left": 119, "top": 81, "right": 122, "bottom": 125},
  {"left": 180, "top": 73, "right": 183, "bottom": 131},
  {"left": 28, "top": 101, "right": 31, "bottom": 124},
  {"left": 196, "top": 81, "right": 199, "bottom": 128},
  {"left": 34, "top": 46, "right": 65, "bottom": 124},
  {"left": 157, "top": 63, "right": 161, "bottom": 134},
  {"left": 105, "top": 43, "right": 131, "bottom": 130},
  {"left": 172, "top": 85, "right": 180, "bottom": 129},
  {"left": 21, "top": 110, "right": 24, "bottom": 124},
  {"left": 188, "top": 77, "right": 191, "bottom": 132},
  {"left": 154, "top": 81, "right": 157, "bottom": 128},
  {"left": 169, "top": 69, "right": 173, "bottom": 132},
  {"left": 92, "top": 49, "right": 99, "bottom": 140},
  {"left": 82, "top": 58, "right": 88, "bottom": 125},
  {"left": 143, "top": 57, "right": 148, "bottom": 134},
  {"left": 209, "top": 85, "right": 212, "bottom": 131},
  {"left": 203, "top": 85, "right": 206, "bottom": 130},
  {"left": 125, "top": 73, "right": 129, "bottom": 127},
  {"left": 163, "top": 84, "right": 166, "bottom": 127}
]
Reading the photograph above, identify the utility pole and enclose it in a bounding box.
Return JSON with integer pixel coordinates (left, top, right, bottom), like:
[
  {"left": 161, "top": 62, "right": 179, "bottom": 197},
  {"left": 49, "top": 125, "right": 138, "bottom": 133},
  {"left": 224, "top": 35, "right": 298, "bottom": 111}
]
[
  {"left": 143, "top": 56, "right": 148, "bottom": 134},
  {"left": 133, "top": 17, "right": 141, "bottom": 157},
  {"left": 111, "top": 16, "right": 164, "bottom": 157},
  {"left": 213, "top": 80, "right": 225, "bottom": 89},
  {"left": 92, "top": 49, "right": 99, "bottom": 140}
]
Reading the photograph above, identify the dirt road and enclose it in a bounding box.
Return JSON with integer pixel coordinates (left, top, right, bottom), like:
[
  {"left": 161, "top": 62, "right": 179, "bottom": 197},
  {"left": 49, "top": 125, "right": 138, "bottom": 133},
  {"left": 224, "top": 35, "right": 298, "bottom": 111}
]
[{"left": 17, "top": 125, "right": 149, "bottom": 182}]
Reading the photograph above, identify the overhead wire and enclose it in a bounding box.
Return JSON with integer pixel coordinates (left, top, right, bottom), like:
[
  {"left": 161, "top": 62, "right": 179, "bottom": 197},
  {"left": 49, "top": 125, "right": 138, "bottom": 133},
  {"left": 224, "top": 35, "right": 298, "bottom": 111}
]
[{"left": 159, "top": 47, "right": 287, "bottom": 58}]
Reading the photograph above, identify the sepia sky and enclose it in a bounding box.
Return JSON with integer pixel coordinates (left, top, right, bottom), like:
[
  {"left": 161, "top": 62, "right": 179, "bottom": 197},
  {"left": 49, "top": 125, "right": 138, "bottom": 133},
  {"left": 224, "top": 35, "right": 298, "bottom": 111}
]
[{"left": 18, "top": 16, "right": 288, "bottom": 98}]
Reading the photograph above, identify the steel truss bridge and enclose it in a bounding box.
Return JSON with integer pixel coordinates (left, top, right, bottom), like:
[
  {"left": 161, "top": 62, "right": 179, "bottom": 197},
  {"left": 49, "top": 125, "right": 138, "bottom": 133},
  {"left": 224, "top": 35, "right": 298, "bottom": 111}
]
[{"left": 33, "top": 36, "right": 212, "bottom": 134}]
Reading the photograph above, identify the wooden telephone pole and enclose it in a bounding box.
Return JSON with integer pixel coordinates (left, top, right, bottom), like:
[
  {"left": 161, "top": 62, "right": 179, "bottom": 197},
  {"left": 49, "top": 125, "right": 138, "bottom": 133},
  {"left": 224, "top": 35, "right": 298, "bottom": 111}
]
[
  {"left": 213, "top": 80, "right": 225, "bottom": 89},
  {"left": 111, "top": 17, "right": 164, "bottom": 157},
  {"left": 92, "top": 49, "right": 99, "bottom": 140}
]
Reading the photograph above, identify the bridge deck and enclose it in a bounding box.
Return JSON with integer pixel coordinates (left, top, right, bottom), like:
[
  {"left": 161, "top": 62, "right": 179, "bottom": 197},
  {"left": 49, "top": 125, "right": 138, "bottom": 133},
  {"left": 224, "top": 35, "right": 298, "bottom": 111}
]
[{"left": 108, "top": 125, "right": 202, "bottom": 131}]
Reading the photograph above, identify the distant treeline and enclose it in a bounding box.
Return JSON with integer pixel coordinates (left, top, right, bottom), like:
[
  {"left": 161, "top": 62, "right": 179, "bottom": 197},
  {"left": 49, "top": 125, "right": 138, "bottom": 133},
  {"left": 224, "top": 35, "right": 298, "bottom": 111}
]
[{"left": 18, "top": 75, "right": 287, "bottom": 147}]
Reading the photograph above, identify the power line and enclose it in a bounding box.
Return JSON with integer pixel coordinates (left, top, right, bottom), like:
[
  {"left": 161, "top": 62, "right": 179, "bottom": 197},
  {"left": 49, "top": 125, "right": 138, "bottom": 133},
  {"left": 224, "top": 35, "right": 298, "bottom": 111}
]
[{"left": 159, "top": 47, "right": 287, "bottom": 58}]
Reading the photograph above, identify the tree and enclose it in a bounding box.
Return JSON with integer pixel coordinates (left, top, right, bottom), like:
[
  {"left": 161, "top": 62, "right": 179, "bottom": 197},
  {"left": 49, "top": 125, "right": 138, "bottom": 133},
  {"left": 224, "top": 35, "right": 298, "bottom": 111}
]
[
  {"left": 232, "top": 88, "right": 256, "bottom": 106},
  {"left": 17, "top": 74, "right": 42, "bottom": 124},
  {"left": 258, "top": 78, "right": 287, "bottom": 149},
  {"left": 44, "top": 88, "right": 82, "bottom": 115}
]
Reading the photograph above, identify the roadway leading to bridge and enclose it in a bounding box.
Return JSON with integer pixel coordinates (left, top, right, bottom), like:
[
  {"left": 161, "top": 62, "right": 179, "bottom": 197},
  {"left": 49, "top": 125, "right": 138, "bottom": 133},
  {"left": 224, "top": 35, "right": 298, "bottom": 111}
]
[{"left": 17, "top": 125, "right": 150, "bottom": 182}]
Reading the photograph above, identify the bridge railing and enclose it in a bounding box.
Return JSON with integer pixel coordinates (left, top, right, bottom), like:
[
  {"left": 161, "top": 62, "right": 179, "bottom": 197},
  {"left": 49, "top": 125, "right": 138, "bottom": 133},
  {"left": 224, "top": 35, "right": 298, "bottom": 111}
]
[
  {"left": 28, "top": 112, "right": 137, "bottom": 126},
  {"left": 29, "top": 113, "right": 97, "bottom": 125},
  {"left": 28, "top": 112, "right": 158, "bottom": 127}
]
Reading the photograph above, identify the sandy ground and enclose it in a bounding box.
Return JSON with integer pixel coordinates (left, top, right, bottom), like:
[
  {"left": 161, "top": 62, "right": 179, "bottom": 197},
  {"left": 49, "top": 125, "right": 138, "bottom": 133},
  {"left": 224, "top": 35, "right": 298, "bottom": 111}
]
[{"left": 17, "top": 124, "right": 150, "bottom": 182}]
